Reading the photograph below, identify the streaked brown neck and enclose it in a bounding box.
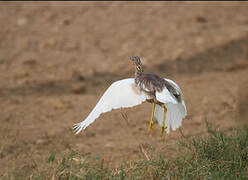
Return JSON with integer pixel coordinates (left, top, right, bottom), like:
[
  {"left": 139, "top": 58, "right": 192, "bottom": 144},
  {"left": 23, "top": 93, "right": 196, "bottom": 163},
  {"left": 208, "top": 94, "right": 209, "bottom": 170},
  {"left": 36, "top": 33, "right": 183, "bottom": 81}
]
[
  {"left": 130, "top": 56, "right": 144, "bottom": 79},
  {"left": 134, "top": 64, "right": 144, "bottom": 77}
]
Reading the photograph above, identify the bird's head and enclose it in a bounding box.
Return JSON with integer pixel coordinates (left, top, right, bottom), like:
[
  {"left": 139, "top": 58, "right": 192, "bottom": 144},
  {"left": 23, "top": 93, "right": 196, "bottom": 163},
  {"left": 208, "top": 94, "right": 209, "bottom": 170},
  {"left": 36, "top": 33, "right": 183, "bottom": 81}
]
[{"left": 130, "top": 56, "right": 144, "bottom": 75}]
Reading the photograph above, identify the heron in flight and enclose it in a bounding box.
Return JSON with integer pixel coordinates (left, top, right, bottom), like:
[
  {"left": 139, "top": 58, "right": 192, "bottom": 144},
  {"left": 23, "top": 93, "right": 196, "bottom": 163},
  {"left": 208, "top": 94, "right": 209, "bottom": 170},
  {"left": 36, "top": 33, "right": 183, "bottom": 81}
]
[{"left": 73, "top": 56, "right": 187, "bottom": 136}]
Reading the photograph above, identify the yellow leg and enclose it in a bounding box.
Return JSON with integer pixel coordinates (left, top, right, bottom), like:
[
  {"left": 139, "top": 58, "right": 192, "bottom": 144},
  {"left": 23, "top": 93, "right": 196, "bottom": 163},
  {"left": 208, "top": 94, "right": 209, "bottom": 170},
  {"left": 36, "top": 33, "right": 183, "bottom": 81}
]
[
  {"left": 148, "top": 102, "right": 155, "bottom": 135},
  {"left": 160, "top": 106, "right": 167, "bottom": 138}
]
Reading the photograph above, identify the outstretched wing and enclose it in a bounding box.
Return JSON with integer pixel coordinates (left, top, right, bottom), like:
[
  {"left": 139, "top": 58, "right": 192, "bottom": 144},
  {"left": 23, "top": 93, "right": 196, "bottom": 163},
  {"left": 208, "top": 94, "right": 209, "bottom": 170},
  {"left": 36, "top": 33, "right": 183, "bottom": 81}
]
[
  {"left": 73, "top": 78, "right": 148, "bottom": 134},
  {"left": 154, "top": 78, "right": 187, "bottom": 133}
]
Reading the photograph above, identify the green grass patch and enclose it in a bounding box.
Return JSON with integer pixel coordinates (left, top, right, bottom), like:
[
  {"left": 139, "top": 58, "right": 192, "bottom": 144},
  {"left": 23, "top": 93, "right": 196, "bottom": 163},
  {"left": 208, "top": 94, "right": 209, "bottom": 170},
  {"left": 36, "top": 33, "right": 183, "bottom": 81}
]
[{"left": 6, "top": 122, "right": 248, "bottom": 179}]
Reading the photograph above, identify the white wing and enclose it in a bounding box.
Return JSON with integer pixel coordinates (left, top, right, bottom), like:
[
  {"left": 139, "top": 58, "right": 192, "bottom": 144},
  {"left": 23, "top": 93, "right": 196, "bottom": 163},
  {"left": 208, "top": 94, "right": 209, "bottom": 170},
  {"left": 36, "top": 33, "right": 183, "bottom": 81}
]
[
  {"left": 156, "top": 86, "right": 178, "bottom": 104},
  {"left": 73, "top": 78, "right": 148, "bottom": 134},
  {"left": 154, "top": 78, "right": 187, "bottom": 134}
]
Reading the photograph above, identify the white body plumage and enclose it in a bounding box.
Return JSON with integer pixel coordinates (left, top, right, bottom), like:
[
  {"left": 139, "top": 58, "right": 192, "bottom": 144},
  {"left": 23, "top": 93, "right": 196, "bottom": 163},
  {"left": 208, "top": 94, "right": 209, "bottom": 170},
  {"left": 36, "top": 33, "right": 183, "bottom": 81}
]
[{"left": 73, "top": 78, "right": 187, "bottom": 134}]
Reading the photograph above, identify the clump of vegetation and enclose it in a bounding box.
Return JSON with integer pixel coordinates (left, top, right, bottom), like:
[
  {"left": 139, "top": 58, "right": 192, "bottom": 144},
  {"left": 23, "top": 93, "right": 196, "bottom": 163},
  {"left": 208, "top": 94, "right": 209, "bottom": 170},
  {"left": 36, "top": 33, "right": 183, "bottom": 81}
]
[
  {"left": 6, "top": 122, "right": 248, "bottom": 179},
  {"left": 172, "top": 122, "right": 248, "bottom": 179}
]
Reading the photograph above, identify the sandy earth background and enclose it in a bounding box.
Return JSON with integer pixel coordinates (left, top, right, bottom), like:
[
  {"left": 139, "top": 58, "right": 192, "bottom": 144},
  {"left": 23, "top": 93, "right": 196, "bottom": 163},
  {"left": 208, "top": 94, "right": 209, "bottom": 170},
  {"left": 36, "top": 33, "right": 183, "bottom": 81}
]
[{"left": 1, "top": 2, "right": 248, "bottom": 176}]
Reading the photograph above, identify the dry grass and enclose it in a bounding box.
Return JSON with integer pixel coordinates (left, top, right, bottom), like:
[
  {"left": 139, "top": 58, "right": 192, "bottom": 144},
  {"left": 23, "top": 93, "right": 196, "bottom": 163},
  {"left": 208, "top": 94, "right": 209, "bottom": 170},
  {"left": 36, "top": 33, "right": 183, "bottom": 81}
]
[{"left": 3, "top": 121, "right": 248, "bottom": 180}]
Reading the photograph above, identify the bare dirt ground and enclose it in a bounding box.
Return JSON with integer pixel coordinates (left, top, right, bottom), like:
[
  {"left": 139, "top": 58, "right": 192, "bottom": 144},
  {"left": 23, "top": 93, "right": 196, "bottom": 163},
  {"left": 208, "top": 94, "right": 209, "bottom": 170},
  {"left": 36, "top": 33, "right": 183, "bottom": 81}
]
[{"left": 1, "top": 2, "right": 248, "bottom": 176}]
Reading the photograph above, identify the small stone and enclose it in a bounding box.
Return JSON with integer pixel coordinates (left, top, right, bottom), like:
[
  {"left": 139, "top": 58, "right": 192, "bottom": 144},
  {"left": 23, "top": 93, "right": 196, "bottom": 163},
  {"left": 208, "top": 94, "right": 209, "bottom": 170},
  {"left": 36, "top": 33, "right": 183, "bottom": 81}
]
[
  {"left": 72, "top": 70, "right": 85, "bottom": 81},
  {"left": 47, "top": 130, "right": 56, "bottom": 139},
  {"left": 36, "top": 139, "right": 47, "bottom": 145},
  {"left": 53, "top": 101, "right": 65, "bottom": 110},
  {"left": 14, "top": 71, "right": 29, "bottom": 80},
  {"left": 63, "top": 18, "right": 71, "bottom": 25},
  {"left": 72, "top": 84, "right": 86, "bottom": 94},
  {"left": 137, "top": 127, "right": 143, "bottom": 131},
  {"left": 17, "top": 17, "right": 28, "bottom": 26},
  {"left": 23, "top": 59, "right": 37, "bottom": 66},
  {"left": 105, "top": 142, "right": 114, "bottom": 148},
  {"left": 40, "top": 80, "right": 55, "bottom": 87},
  {"left": 40, "top": 39, "right": 57, "bottom": 50},
  {"left": 195, "top": 16, "right": 207, "bottom": 23}
]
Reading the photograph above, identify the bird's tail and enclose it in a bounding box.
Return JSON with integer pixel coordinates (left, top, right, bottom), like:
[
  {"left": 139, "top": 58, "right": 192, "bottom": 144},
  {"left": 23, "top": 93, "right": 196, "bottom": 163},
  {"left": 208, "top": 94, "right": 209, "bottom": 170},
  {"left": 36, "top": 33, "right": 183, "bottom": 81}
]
[{"left": 154, "top": 102, "right": 187, "bottom": 134}]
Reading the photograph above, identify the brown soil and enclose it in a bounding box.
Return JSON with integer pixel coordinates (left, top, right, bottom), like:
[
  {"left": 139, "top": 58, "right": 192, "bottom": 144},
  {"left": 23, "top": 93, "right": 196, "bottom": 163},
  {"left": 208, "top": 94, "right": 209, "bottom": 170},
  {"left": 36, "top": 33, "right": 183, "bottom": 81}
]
[{"left": 1, "top": 2, "right": 248, "bottom": 176}]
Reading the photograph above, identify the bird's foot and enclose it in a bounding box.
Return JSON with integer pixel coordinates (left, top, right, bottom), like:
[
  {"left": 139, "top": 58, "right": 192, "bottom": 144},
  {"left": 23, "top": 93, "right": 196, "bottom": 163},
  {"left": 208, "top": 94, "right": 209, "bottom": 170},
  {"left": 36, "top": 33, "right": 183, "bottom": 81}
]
[{"left": 148, "top": 120, "right": 154, "bottom": 136}]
